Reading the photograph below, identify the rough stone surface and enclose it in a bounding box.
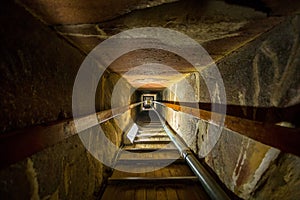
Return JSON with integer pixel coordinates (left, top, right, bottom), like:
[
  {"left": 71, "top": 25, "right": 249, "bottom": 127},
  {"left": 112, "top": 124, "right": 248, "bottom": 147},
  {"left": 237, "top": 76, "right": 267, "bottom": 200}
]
[
  {"left": 48, "top": 0, "right": 283, "bottom": 57},
  {"left": 1, "top": 0, "right": 299, "bottom": 199},
  {"left": 17, "top": 0, "right": 179, "bottom": 25},
  {"left": 161, "top": 85, "right": 273, "bottom": 198},
  {"left": 0, "top": 1, "right": 84, "bottom": 133},
  {"left": 250, "top": 153, "right": 300, "bottom": 200},
  {"left": 161, "top": 15, "right": 300, "bottom": 199},
  {"left": 75, "top": 0, "right": 281, "bottom": 53},
  {"left": 215, "top": 15, "right": 300, "bottom": 108},
  {"left": 0, "top": 1, "right": 138, "bottom": 199},
  {"left": 0, "top": 92, "right": 133, "bottom": 199},
  {"left": 0, "top": 135, "right": 106, "bottom": 200},
  {"left": 97, "top": 72, "right": 137, "bottom": 110},
  {"left": 206, "top": 130, "right": 280, "bottom": 199},
  {"left": 53, "top": 0, "right": 282, "bottom": 91},
  {"left": 96, "top": 71, "right": 138, "bottom": 134},
  {"left": 0, "top": 1, "right": 138, "bottom": 133}
]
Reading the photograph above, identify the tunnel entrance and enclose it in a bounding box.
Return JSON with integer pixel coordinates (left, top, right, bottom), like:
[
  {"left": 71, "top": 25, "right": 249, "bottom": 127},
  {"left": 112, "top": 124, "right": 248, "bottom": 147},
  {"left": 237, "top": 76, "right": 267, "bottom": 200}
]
[{"left": 141, "top": 94, "right": 156, "bottom": 110}]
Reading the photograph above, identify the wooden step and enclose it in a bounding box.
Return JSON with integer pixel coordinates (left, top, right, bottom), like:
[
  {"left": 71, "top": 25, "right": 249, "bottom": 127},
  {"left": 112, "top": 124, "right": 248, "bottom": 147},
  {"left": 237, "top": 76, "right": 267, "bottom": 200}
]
[
  {"left": 111, "top": 163, "right": 195, "bottom": 178},
  {"left": 121, "top": 148, "right": 179, "bottom": 153},
  {"left": 116, "top": 158, "right": 185, "bottom": 165},
  {"left": 123, "top": 143, "right": 177, "bottom": 150},
  {"left": 101, "top": 181, "right": 209, "bottom": 200},
  {"left": 108, "top": 176, "right": 198, "bottom": 183},
  {"left": 137, "top": 129, "right": 164, "bottom": 133},
  {"left": 118, "top": 150, "right": 181, "bottom": 160},
  {"left": 133, "top": 139, "right": 171, "bottom": 144},
  {"left": 136, "top": 132, "right": 168, "bottom": 137},
  {"left": 100, "top": 111, "right": 211, "bottom": 200}
]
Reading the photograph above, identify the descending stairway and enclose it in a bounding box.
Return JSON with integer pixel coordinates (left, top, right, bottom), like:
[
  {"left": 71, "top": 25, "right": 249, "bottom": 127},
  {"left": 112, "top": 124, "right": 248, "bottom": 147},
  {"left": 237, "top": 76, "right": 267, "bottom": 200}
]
[{"left": 100, "top": 111, "right": 210, "bottom": 200}]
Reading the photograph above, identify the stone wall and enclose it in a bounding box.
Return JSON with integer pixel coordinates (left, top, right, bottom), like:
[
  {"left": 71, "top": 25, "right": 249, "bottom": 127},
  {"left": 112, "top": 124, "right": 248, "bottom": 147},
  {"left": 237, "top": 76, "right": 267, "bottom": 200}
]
[
  {"left": 161, "top": 15, "right": 300, "bottom": 199},
  {"left": 97, "top": 72, "right": 138, "bottom": 132},
  {"left": 0, "top": 135, "right": 106, "bottom": 200},
  {"left": 250, "top": 153, "right": 300, "bottom": 199},
  {"left": 0, "top": 73, "right": 136, "bottom": 200},
  {"left": 0, "top": 1, "right": 84, "bottom": 134},
  {"left": 0, "top": 1, "right": 137, "bottom": 199}
]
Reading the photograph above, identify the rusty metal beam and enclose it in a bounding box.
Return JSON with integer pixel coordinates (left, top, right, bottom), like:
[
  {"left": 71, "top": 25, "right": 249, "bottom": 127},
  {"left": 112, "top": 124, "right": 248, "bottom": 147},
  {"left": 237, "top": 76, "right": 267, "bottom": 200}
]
[{"left": 160, "top": 102, "right": 300, "bottom": 157}]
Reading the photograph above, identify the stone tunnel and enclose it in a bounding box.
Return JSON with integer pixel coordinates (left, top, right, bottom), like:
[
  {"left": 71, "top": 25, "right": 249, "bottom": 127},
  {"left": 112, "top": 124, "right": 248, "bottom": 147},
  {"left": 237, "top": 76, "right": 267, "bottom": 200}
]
[{"left": 0, "top": 0, "right": 299, "bottom": 199}]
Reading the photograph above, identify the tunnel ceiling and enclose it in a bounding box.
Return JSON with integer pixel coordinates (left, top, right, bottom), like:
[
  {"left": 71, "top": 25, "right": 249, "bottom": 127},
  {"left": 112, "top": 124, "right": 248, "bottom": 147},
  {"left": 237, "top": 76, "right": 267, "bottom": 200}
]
[
  {"left": 16, "top": 0, "right": 300, "bottom": 90},
  {"left": 17, "top": 0, "right": 179, "bottom": 24},
  {"left": 108, "top": 49, "right": 193, "bottom": 89}
]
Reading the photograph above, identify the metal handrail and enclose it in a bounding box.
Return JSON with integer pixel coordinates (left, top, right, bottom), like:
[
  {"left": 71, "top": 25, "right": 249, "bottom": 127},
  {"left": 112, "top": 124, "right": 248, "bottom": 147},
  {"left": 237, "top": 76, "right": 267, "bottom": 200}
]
[{"left": 152, "top": 104, "right": 230, "bottom": 200}]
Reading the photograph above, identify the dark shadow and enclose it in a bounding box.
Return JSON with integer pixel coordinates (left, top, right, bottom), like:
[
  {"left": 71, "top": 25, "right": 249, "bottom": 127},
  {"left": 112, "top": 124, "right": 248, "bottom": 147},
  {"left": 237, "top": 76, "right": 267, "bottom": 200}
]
[{"left": 224, "top": 0, "right": 271, "bottom": 15}]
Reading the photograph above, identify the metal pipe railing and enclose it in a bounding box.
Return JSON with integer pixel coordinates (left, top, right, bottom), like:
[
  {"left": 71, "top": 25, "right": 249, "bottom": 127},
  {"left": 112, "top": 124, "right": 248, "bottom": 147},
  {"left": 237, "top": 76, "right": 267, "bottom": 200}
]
[{"left": 152, "top": 105, "right": 230, "bottom": 200}]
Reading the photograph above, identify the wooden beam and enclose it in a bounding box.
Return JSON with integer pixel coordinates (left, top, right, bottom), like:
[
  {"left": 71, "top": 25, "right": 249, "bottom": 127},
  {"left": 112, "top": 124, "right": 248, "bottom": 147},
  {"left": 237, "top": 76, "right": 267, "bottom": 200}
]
[
  {"left": 162, "top": 103, "right": 300, "bottom": 157},
  {"left": 159, "top": 101, "right": 300, "bottom": 125},
  {"left": 0, "top": 103, "right": 141, "bottom": 168}
]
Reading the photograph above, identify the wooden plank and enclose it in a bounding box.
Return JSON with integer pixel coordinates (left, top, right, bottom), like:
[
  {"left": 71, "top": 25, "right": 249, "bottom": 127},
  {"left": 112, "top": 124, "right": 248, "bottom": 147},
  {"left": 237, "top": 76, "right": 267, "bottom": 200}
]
[
  {"left": 101, "top": 185, "right": 123, "bottom": 200},
  {"left": 168, "top": 164, "right": 194, "bottom": 177},
  {"left": 156, "top": 187, "right": 167, "bottom": 200},
  {"left": 121, "top": 148, "right": 179, "bottom": 153},
  {"left": 135, "top": 188, "right": 146, "bottom": 200},
  {"left": 138, "top": 129, "right": 165, "bottom": 133},
  {"left": 191, "top": 184, "right": 211, "bottom": 200},
  {"left": 134, "top": 138, "right": 171, "bottom": 143},
  {"left": 112, "top": 163, "right": 194, "bottom": 178},
  {"left": 136, "top": 133, "right": 168, "bottom": 138},
  {"left": 159, "top": 101, "right": 299, "bottom": 124},
  {"left": 0, "top": 102, "right": 142, "bottom": 168},
  {"left": 176, "top": 187, "right": 190, "bottom": 200},
  {"left": 176, "top": 185, "right": 206, "bottom": 200},
  {"left": 124, "top": 188, "right": 135, "bottom": 200},
  {"left": 101, "top": 183, "right": 210, "bottom": 200},
  {"left": 162, "top": 102, "right": 300, "bottom": 157},
  {"left": 166, "top": 187, "right": 178, "bottom": 200},
  {"left": 116, "top": 158, "right": 185, "bottom": 165},
  {"left": 108, "top": 176, "right": 198, "bottom": 184},
  {"left": 126, "top": 143, "right": 177, "bottom": 150},
  {"left": 118, "top": 150, "right": 180, "bottom": 160},
  {"left": 146, "top": 187, "right": 156, "bottom": 200}
]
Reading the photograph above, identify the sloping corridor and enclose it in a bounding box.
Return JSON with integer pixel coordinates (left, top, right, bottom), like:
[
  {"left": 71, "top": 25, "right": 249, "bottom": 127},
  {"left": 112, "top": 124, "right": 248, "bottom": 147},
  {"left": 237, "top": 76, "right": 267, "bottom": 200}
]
[
  {"left": 101, "top": 110, "right": 212, "bottom": 200},
  {"left": 0, "top": 0, "right": 300, "bottom": 200}
]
